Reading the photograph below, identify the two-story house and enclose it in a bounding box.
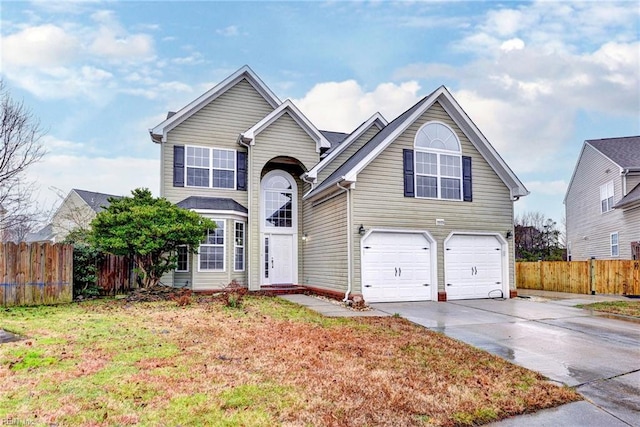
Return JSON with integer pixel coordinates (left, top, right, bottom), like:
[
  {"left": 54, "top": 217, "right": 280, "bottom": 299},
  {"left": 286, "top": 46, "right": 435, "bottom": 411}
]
[
  {"left": 26, "top": 189, "right": 121, "bottom": 243},
  {"left": 565, "top": 136, "right": 640, "bottom": 261},
  {"left": 149, "top": 66, "right": 528, "bottom": 302}
]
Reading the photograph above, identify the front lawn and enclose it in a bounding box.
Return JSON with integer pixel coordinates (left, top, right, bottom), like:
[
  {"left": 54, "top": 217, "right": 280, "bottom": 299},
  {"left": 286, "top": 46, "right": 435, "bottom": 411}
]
[
  {"left": 577, "top": 300, "right": 640, "bottom": 318},
  {"left": 0, "top": 296, "right": 580, "bottom": 426}
]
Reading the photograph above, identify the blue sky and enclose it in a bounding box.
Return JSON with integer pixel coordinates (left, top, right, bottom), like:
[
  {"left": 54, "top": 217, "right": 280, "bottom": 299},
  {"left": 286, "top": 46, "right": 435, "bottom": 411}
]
[{"left": 2, "top": 0, "right": 639, "bottom": 227}]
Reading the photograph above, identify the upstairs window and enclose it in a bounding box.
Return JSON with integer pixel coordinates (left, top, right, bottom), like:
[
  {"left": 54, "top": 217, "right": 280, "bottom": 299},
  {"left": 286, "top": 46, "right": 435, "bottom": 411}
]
[
  {"left": 600, "top": 181, "right": 614, "bottom": 213},
  {"left": 414, "top": 122, "right": 462, "bottom": 200},
  {"left": 185, "top": 146, "right": 236, "bottom": 189}
]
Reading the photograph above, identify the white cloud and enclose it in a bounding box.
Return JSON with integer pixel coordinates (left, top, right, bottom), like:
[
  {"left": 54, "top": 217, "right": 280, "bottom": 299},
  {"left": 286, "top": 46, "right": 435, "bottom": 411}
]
[
  {"left": 89, "top": 11, "right": 155, "bottom": 61},
  {"left": 1, "top": 24, "right": 80, "bottom": 67},
  {"left": 30, "top": 154, "right": 159, "bottom": 211},
  {"left": 500, "top": 38, "right": 525, "bottom": 52},
  {"left": 293, "top": 80, "right": 422, "bottom": 132},
  {"left": 216, "top": 25, "right": 239, "bottom": 37}
]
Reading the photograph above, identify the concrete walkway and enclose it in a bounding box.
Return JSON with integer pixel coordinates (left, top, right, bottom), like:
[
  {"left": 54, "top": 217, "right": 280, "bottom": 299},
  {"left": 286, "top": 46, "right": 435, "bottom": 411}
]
[
  {"left": 279, "top": 294, "right": 389, "bottom": 317},
  {"left": 280, "top": 291, "right": 640, "bottom": 427}
]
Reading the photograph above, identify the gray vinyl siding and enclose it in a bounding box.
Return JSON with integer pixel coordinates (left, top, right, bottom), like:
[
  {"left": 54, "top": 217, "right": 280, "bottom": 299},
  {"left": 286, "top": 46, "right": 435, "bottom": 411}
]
[
  {"left": 302, "top": 192, "right": 348, "bottom": 292},
  {"left": 160, "top": 79, "right": 274, "bottom": 205},
  {"left": 317, "top": 126, "right": 381, "bottom": 183},
  {"left": 565, "top": 145, "right": 630, "bottom": 260},
  {"left": 247, "top": 112, "right": 321, "bottom": 288},
  {"left": 350, "top": 101, "right": 515, "bottom": 295},
  {"left": 626, "top": 174, "right": 640, "bottom": 194}
]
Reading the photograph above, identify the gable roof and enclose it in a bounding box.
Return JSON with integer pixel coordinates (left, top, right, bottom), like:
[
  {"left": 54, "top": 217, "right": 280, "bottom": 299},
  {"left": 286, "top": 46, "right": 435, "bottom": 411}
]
[
  {"left": 149, "top": 65, "right": 281, "bottom": 143},
  {"left": 73, "top": 189, "right": 121, "bottom": 213},
  {"left": 564, "top": 135, "right": 640, "bottom": 204},
  {"left": 304, "top": 112, "right": 387, "bottom": 182},
  {"left": 614, "top": 182, "right": 640, "bottom": 209},
  {"left": 238, "top": 99, "right": 331, "bottom": 153},
  {"left": 305, "top": 86, "right": 528, "bottom": 200},
  {"left": 176, "top": 196, "right": 248, "bottom": 215},
  {"left": 587, "top": 136, "right": 640, "bottom": 170}
]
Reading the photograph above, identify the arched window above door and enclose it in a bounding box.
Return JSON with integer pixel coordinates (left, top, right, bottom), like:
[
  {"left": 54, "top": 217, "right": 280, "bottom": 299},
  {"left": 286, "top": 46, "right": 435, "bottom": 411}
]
[{"left": 262, "top": 170, "right": 297, "bottom": 229}]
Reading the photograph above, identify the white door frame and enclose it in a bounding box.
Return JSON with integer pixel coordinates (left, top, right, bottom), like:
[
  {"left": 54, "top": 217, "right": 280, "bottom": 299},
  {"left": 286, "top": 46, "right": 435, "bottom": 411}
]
[
  {"left": 360, "top": 228, "right": 438, "bottom": 301},
  {"left": 443, "top": 231, "right": 509, "bottom": 299},
  {"left": 260, "top": 170, "right": 298, "bottom": 285}
]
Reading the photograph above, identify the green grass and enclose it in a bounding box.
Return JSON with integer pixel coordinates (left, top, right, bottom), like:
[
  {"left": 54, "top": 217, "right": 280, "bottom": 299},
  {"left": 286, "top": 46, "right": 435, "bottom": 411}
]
[{"left": 576, "top": 300, "right": 640, "bottom": 317}]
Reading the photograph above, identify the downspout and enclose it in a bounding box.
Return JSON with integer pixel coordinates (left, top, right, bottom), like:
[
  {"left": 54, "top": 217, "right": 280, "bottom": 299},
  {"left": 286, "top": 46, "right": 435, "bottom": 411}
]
[
  {"left": 238, "top": 136, "right": 252, "bottom": 290},
  {"left": 336, "top": 181, "right": 352, "bottom": 302}
]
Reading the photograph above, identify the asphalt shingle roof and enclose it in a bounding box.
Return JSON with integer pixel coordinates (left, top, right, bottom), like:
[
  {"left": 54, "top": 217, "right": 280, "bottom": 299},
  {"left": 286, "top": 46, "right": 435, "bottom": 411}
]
[
  {"left": 320, "top": 130, "right": 349, "bottom": 148},
  {"left": 176, "top": 196, "right": 248, "bottom": 213},
  {"left": 588, "top": 136, "right": 640, "bottom": 169},
  {"left": 74, "top": 189, "right": 121, "bottom": 213}
]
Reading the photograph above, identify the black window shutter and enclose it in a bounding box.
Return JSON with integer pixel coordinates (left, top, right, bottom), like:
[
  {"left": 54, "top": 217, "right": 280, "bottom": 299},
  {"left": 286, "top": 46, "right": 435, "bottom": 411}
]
[
  {"left": 236, "top": 151, "right": 247, "bottom": 191},
  {"left": 173, "top": 145, "right": 185, "bottom": 187},
  {"left": 462, "top": 156, "right": 472, "bottom": 202},
  {"left": 403, "top": 149, "right": 415, "bottom": 197}
]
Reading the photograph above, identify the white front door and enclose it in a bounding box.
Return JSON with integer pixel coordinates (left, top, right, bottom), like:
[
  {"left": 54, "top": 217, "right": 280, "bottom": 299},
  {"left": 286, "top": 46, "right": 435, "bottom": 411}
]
[{"left": 269, "top": 234, "right": 294, "bottom": 284}]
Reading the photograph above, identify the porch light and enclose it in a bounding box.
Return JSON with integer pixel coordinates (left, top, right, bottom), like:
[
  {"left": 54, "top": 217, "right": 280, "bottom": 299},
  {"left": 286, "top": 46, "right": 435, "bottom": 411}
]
[
  {"left": 302, "top": 233, "right": 308, "bottom": 242},
  {"left": 505, "top": 230, "right": 513, "bottom": 239},
  {"left": 358, "top": 224, "right": 366, "bottom": 236}
]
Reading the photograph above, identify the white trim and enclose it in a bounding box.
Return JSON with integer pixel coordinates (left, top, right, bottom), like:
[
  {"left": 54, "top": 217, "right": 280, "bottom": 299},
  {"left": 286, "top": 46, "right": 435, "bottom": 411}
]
[
  {"left": 239, "top": 99, "right": 330, "bottom": 153},
  {"left": 305, "top": 112, "right": 387, "bottom": 181},
  {"left": 443, "top": 232, "right": 510, "bottom": 299},
  {"left": 191, "top": 209, "right": 247, "bottom": 219},
  {"left": 360, "top": 228, "right": 438, "bottom": 302},
  {"left": 234, "top": 221, "right": 246, "bottom": 272},
  {"left": 198, "top": 219, "right": 226, "bottom": 272},
  {"left": 150, "top": 65, "right": 280, "bottom": 143}
]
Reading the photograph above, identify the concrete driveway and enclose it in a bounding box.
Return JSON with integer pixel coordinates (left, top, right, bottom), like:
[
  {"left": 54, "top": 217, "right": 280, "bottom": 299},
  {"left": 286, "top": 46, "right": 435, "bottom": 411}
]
[{"left": 371, "top": 292, "right": 640, "bottom": 427}]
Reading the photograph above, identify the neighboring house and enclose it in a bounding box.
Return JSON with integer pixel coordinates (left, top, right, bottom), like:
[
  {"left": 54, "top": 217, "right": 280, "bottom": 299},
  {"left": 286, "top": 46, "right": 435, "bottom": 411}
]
[
  {"left": 25, "top": 189, "right": 121, "bottom": 243},
  {"left": 149, "top": 66, "right": 528, "bottom": 302},
  {"left": 565, "top": 136, "right": 640, "bottom": 260}
]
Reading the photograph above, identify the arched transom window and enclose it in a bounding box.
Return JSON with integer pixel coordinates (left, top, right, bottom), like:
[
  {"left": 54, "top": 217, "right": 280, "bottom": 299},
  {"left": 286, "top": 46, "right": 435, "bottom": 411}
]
[
  {"left": 414, "top": 122, "right": 462, "bottom": 200},
  {"left": 263, "top": 172, "right": 296, "bottom": 228}
]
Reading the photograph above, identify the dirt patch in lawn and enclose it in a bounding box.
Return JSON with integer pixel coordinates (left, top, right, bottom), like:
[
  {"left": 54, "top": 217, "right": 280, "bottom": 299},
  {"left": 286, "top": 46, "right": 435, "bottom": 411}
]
[{"left": 0, "top": 296, "right": 580, "bottom": 426}]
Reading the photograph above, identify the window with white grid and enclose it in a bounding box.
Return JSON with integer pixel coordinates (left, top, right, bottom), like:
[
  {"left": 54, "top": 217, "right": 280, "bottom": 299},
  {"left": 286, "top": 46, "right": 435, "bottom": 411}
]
[
  {"left": 414, "top": 122, "right": 462, "bottom": 200},
  {"left": 185, "top": 146, "right": 236, "bottom": 189},
  {"left": 199, "top": 220, "right": 225, "bottom": 271}
]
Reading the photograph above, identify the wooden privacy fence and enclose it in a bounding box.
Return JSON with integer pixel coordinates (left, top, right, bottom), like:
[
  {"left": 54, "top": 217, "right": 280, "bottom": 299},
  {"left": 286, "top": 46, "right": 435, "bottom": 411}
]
[
  {"left": 517, "top": 260, "right": 640, "bottom": 295},
  {"left": 97, "top": 254, "right": 137, "bottom": 295},
  {"left": 0, "top": 242, "right": 73, "bottom": 307}
]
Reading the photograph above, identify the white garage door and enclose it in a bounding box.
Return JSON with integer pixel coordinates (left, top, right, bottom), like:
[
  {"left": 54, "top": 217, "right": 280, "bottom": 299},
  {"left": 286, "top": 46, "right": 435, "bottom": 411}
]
[
  {"left": 361, "top": 232, "right": 432, "bottom": 303},
  {"left": 445, "top": 234, "right": 504, "bottom": 300}
]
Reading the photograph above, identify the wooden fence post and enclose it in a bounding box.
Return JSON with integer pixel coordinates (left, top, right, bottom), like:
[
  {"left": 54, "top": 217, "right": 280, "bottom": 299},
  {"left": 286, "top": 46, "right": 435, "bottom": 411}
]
[{"left": 589, "top": 257, "right": 596, "bottom": 295}]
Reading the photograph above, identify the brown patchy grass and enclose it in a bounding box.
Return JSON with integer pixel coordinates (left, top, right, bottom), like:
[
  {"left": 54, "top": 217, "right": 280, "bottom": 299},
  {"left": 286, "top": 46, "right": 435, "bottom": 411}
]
[
  {"left": 0, "top": 296, "right": 580, "bottom": 426},
  {"left": 577, "top": 300, "right": 640, "bottom": 318}
]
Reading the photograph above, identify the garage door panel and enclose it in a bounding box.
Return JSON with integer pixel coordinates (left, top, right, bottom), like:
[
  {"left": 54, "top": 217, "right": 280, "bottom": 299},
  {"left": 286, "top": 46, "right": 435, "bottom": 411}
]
[
  {"left": 446, "top": 234, "right": 505, "bottom": 300},
  {"left": 362, "top": 232, "right": 433, "bottom": 303}
]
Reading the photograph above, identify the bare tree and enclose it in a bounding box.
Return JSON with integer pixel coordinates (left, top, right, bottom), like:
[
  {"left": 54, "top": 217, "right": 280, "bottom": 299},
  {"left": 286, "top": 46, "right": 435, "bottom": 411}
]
[
  {"left": 0, "top": 80, "right": 46, "bottom": 237},
  {"left": 515, "top": 211, "right": 564, "bottom": 261}
]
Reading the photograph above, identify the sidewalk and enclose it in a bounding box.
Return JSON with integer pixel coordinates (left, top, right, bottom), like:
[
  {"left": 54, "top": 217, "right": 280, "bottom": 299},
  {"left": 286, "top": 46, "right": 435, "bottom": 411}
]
[{"left": 279, "top": 294, "right": 389, "bottom": 317}]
